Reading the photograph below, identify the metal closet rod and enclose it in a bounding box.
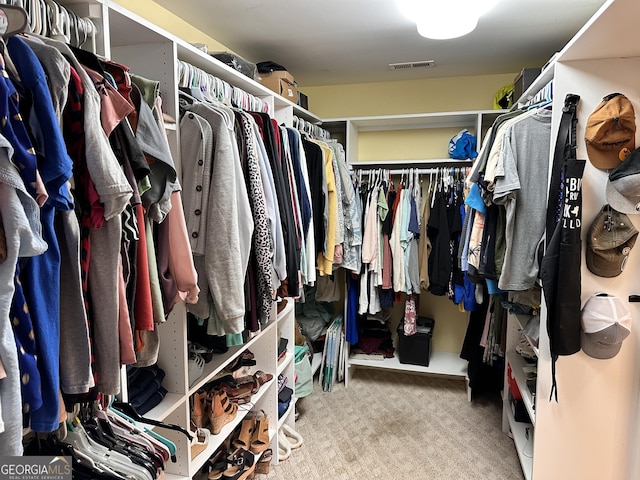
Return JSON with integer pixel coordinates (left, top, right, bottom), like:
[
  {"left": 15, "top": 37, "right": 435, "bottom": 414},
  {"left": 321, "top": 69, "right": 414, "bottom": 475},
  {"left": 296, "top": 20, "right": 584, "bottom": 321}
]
[{"left": 351, "top": 166, "right": 468, "bottom": 175}]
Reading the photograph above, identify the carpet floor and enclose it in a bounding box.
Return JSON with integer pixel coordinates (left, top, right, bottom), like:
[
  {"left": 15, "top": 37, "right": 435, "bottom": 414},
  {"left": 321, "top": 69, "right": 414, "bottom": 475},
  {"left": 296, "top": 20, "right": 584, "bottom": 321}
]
[{"left": 266, "top": 368, "right": 523, "bottom": 480}]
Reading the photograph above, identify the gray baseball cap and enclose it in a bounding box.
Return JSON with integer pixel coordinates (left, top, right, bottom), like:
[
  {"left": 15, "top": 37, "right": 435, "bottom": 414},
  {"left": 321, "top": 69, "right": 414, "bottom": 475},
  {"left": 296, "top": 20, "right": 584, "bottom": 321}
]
[
  {"left": 606, "top": 147, "right": 640, "bottom": 214},
  {"left": 586, "top": 205, "right": 638, "bottom": 277},
  {"left": 581, "top": 294, "right": 632, "bottom": 359}
]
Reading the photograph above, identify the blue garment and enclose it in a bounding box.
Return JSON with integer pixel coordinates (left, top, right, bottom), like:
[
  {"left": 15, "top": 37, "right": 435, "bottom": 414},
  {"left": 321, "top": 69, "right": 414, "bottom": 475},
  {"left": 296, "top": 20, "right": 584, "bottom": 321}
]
[
  {"left": 0, "top": 55, "right": 37, "bottom": 199},
  {"left": 7, "top": 36, "right": 73, "bottom": 210},
  {"left": 8, "top": 37, "right": 74, "bottom": 432},
  {"left": 462, "top": 274, "right": 477, "bottom": 311},
  {"left": 286, "top": 128, "right": 311, "bottom": 238},
  {"left": 345, "top": 275, "right": 359, "bottom": 345},
  {"left": 465, "top": 183, "right": 486, "bottom": 214},
  {"left": 10, "top": 265, "right": 42, "bottom": 414},
  {"left": 408, "top": 194, "right": 420, "bottom": 235}
]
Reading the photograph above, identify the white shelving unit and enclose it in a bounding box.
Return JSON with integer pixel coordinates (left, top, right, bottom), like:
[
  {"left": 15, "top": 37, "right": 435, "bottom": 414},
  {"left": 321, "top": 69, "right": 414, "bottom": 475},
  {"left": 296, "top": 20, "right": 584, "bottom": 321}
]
[
  {"left": 503, "top": 1, "right": 640, "bottom": 479},
  {"left": 55, "top": 1, "right": 315, "bottom": 477}
]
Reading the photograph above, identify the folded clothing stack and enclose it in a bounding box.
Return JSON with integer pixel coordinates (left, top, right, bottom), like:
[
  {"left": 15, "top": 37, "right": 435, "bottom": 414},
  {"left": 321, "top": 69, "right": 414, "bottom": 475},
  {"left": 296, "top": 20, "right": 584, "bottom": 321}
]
[
  {"left": 127, "top": 363, "right": 167, "bottom": 415},
  {"left": 278, "top": 385, "right": 294, "bottom": 418}
]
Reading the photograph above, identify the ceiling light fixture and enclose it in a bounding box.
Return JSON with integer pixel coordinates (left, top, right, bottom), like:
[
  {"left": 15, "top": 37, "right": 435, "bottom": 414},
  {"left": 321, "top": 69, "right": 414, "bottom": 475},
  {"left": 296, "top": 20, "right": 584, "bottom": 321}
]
[{"left": 396, "top": 0, "right": 499, "bottom": 40}]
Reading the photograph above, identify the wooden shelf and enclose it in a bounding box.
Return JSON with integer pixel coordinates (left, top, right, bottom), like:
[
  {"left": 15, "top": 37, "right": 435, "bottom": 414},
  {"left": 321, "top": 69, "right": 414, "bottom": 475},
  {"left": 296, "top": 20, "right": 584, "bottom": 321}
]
[
  {"left": 348, "top": 352, "right": 467, "bottom": 378},
  {"left": 506, "top": 351, "right": 536, "bottom": 426}
]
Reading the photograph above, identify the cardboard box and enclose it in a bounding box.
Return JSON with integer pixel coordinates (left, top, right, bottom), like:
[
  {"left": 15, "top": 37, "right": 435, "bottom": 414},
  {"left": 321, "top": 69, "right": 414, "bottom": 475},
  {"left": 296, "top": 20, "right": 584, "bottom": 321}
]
[
  {"left": 259, "top": 70, "right": 298, "bottom": 101},
  {"left": 514, "top": 67, "right": 541, "bottom": 102}
]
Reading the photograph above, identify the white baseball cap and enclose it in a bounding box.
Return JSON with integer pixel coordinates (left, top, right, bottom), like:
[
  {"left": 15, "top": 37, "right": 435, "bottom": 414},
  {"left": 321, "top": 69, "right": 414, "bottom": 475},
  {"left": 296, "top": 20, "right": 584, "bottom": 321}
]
[{"left": 581, "top": 293, "right": 632, "bottom": 359}]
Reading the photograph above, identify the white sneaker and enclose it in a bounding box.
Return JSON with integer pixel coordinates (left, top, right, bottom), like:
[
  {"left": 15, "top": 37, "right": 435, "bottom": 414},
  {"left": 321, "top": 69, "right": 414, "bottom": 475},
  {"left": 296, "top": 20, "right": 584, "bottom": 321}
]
[
  {"left": 188, "top": 353, "right": 205, "bottom": 386},
  {"left": 515, "top": 334, "right": 536, "bottom": 360}
]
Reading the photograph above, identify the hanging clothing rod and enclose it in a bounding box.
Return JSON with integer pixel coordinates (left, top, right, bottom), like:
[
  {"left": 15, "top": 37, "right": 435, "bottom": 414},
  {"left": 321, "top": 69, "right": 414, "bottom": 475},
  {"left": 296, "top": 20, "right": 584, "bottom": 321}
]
[{"left": 350, "top": 167, "right": 468, "bottom": 176}]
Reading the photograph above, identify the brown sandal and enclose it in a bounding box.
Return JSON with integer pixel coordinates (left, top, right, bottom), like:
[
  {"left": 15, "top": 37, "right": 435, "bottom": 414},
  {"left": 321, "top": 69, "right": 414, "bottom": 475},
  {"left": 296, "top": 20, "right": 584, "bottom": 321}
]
[
  {"left": 191, "top": 391, "right": 209, "bottom": 429},
  {"left": 250, "top": 411, "right": 270, "bottom": 455},
  {"left": 251, "top": 371, "right": 273, "bottom": 394},
  {"left": 233, "top": 415, "right": 256, "bottom": 450},
  {"left": 209, "top": 390, "right": 238, "bottom": 435},
  {"left": 255, "top": 449, "right": 272, "bottom": 474}
]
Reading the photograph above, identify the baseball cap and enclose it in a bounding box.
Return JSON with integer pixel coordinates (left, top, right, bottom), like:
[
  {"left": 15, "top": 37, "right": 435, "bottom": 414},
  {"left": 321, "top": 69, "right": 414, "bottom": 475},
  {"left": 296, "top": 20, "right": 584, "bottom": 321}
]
[
  {"left": 585, "top": 93, "right": 636, "bottom": 169},
  {"left": 605, "top": 146, "right": 640, "bottom": 213},
  {"left": 449, "top": 129, "right": 478, "bottom": 160},
  {"left": 586, "top": 205, "right": 638, "bottom": 277},
  {"left": 581, "top": 293, "right": 632, "bottom": 359}
]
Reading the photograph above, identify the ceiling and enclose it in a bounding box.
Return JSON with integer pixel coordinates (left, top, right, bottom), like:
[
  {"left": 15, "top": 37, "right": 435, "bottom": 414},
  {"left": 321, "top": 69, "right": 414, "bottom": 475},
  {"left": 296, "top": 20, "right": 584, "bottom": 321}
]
[{"left": 153, "top": 0, "right": 607, "bottom": 87}]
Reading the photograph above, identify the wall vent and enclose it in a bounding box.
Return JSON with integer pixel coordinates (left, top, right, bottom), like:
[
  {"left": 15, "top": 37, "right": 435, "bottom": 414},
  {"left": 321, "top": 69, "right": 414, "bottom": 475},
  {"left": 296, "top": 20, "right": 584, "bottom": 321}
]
[{"left": 389, "top": 60, "right": 435, "bottom": 70}]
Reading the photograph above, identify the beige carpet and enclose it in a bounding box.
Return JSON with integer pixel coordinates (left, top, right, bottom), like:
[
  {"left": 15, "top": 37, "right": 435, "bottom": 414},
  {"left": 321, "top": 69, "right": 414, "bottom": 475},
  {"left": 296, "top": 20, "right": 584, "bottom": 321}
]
[{"left": 267, "top": 368, "right": 523, "bottom": 480}]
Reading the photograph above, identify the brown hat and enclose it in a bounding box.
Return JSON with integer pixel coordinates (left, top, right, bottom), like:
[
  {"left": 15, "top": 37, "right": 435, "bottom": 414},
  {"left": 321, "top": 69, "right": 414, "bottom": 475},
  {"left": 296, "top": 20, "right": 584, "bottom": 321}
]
[
  {"left": 586, "top": 205, "right": 638, "bottom": 277},
  {"left": 585, "top": 93, "right": 636, "bottom": 169}
]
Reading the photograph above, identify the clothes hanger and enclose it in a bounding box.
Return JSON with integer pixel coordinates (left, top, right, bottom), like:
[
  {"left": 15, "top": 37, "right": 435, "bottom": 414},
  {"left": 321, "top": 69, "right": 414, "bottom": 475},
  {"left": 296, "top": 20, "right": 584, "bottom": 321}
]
[
  {"left": 0, "top": 3, "right": 27, "bottom": 35},
  {"left": 111, "top": 401, "right": 194, "bottom": 441},
  {"left": 100, "top": 398, "right": 176, "bottom": 462}
]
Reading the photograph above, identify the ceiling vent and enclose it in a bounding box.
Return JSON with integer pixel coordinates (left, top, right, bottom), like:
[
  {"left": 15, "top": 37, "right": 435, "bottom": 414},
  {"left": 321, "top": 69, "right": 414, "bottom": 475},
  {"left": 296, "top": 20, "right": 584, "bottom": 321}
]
[{"left": 389, "top": 60, "right": 435, "bottom": 70}]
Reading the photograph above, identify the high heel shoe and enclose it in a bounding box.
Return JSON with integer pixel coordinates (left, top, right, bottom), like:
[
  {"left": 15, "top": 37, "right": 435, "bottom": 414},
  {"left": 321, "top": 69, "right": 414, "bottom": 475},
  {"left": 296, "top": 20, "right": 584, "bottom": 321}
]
[
  {"left": 209, "top": 390, "right": 238, "bottom": 435},
  {"left": 249, "top": 411, "right": 269, "bottom": 455},
  {"left": 233, "top": 415, "right": 255, "bottom": 450},
  {"left": 191, "top": 391, "right": 209, "bottom": 429}
]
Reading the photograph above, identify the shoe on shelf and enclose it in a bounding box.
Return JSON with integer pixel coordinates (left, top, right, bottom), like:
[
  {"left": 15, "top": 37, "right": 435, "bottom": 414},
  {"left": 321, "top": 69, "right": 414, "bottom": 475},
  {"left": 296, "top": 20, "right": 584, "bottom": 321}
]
[
  {"left": 233, "top": 415, "right": 256, "bottom": 450},
  {"left": 191, "top": 391, "right": 210, "bottom": 429},
  {"left": 254, "top": 448, "right": 272, "bottom": 475},
  {"left": 189, "top": 341, "right": 217, "bottom": 363},
  {"left": 515, "top": 333, "right": 537, "bottom": 360},
  {"left": 249, "top": 411, "right": 269, "bottom": 455},
  {"left": 191, "top": 427, "right": 210, "bottom": 460},
  {"left": 209, "top": 390, "right": 238, "bottom": 435},
  {"left": 221, "top": 448, "right": 256, "bottom": 480},
  {"left": 206, "top": 449, "right": 229, "bottom": 480},
  {"left": 280, "top": 423, "right": 303, "bottom": 449},
  {"left": 189, "top": 352, "right": 206, "bottom": 386}
]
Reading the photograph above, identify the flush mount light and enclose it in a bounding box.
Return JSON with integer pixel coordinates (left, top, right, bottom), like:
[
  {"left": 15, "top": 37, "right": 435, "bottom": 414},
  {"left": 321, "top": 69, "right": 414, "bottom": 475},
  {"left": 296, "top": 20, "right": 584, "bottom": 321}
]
[
  {"left": 396, "top": 0, "right": 499, "bottom": 40},
  {"left": 416, "top": 12, "right": 478, "bottom": 40}
]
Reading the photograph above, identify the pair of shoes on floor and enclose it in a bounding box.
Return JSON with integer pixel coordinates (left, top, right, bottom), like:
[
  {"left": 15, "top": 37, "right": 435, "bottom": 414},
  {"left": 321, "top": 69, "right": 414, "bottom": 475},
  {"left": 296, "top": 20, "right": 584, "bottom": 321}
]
[{"left": 277, "top": 424, "right": 303, "bottom": 461}]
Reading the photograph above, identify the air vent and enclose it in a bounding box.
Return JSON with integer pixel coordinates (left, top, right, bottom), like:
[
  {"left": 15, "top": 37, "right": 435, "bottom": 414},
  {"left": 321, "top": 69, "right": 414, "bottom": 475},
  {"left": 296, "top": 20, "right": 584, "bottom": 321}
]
[{"left": 389, "top": 60, "right": 435, "bottom": 70}]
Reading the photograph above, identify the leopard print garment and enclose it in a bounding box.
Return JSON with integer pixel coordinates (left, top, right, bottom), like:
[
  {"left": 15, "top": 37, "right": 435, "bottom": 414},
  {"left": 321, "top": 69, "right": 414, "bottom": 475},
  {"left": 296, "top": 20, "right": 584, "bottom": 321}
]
[{"left": 239, "top": 112, "right": 274, "bottom": 324}]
